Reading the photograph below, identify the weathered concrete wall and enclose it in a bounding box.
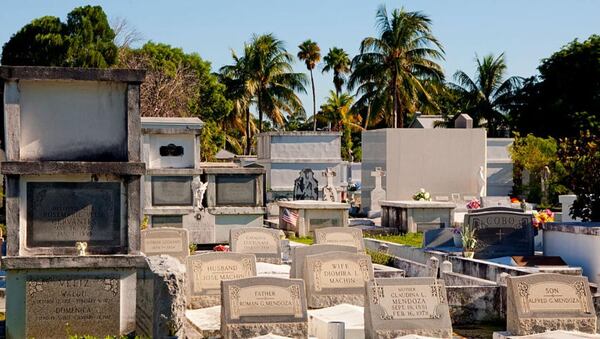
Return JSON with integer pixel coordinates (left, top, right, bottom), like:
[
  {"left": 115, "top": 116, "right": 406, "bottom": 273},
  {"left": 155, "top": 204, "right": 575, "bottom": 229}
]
[
  {"left": 147, "top": 134, "right": 196, "bottom": 169},
  {"left": 447, "top": 286, "right": 506, "bottom": 324},
  {"left": 487, "top": 138, "right": 513, "bottom": 196},
  {"left": 19, "top": 80, "right": 128, "bottom": 161}
]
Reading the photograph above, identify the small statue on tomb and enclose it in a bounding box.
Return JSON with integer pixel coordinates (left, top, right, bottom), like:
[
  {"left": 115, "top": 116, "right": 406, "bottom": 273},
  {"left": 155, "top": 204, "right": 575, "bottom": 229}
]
[{"left": 76, "top": 241, "right": 87, "bottom": 256}]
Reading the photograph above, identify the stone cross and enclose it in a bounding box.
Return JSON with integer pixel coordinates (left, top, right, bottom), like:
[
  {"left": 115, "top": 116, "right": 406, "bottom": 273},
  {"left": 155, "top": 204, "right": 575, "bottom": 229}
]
[
  {"left": 369, "top": 167, "right": 386, "bottom": 217},
  {"left": 321, "top": 168, "right": 338, "bottom": 202},
  {"left": 371, "top": 167, "right": 385, "bottom": 189}
]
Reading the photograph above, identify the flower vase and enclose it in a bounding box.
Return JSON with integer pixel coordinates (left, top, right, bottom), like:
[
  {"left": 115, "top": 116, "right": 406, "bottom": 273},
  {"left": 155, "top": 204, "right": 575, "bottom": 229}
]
[
  {"left": 453, "top": 233, "right": 463, "bottom": 248},
  {"left": 463, "top": 251, "right": 475, "bottom": 259}
]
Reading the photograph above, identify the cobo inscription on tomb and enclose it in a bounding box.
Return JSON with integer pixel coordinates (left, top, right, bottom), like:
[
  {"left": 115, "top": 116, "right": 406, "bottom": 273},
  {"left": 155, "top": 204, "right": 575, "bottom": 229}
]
[
  {"left": 466, "top": 211, "right": 534, "bottom": 258},
  {"left": 27, "top": 182, "right": 121, "bottom": 247},
  {"left": 26, "top": 275, "right": 120, "bottom": 338}
]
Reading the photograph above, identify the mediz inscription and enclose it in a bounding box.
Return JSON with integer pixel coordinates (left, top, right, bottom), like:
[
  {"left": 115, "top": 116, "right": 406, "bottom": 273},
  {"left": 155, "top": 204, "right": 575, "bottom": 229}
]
[
  {"left": 26, "top": 275, "right": 120, "bottom": 338},
  {"left": 27, "top": 182, "right": 121, "bottom": 247}
]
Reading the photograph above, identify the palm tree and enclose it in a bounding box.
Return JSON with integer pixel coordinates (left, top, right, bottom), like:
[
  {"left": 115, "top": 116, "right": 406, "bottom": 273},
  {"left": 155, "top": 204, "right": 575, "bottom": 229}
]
[
  {"left": 246, "top": 34, "right": 307, "bottom": 132},
  {"left": 319, "top": 91, "right": 363, "bottom": 160},
  {"left": 452, "top": 53, "right": 522, "bottom": 136},
  {"left": 323, "top": 47, "right": 351, "bottom": 96},
  {"left": 349, "top": 5, "right": 445, "bottom": 128},
  {"left": 297, "top": 40, "right": 321, "bottom": 131}
]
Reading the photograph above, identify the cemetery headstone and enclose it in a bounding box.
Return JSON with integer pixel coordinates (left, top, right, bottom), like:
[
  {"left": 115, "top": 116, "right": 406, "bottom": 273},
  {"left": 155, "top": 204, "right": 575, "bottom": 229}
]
[
  {"left": 464, "top": 209, "right": 534, "bottom": 259},
  {"left": 506, "top": 273, "right": 597, "bottom": 335},
  {"left": 313, "top": 227, "right": 365, "bottom": 252},
  {"left": 369, "top": 167, "right": 386, "bottom": 217},
  {"left": 220, "top": 277, "right": 308, "bottom": 339},
  {"left": 304, "top": 251, "right": 374, "bottom": 308},
  {"left": 293, "top": 168, "right": 319, "bottom": 200},
  {"left": 141, "top": 227, "right": 190, "bottom": 263},
  {"left": 229, "top": 228, "right": 282, "bottom": 264},
  {"left": 290, "top": 244, "right": 357, "bottom": 279},
  {"left": 321, "top": 168, "right": 338, "bottom": 202},
  {"left": 365, "top": 277, "right": 453, "bottom": 339},
  {"left": 187, "top": 252, "right": 257, "bottom": 308}
]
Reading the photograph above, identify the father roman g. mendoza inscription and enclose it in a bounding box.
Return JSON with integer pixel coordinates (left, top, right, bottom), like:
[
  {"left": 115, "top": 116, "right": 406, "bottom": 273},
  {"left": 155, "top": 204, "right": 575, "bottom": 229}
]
[
  {"left": 304, "top": 251, "right": 374, "bottom": 308},
  {"left": 27, "top": 182, "right": 121, "bottom": 248},
  {"left": 26, "top": 274, "right": 120, "bottom": 338},
  {"left": 365, "top": 277, "right": 453, "bottom": 339},
  {"left": 506, "top": 273, "right": 597, "bottom": 335}
]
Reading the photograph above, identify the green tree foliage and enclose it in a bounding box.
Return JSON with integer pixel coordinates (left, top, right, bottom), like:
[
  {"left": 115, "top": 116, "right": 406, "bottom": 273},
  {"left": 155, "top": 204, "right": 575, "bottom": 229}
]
[
  {"left": 558, "top": 131, "right": 600, "bottom": 221},
  {"left": 297, "top": 40, "right": 321, "bottom": 131},
  {"left": 510, "top": 35, "right": 600, "bottom": 138},
  {"left": 451, "top": 53, "right": 522, "bottom": 136},
  {"left": 319, "top": 91, "right": 363, "bottom": 161},
  {"left": 1, "top": 5, "right": 117, "bottom": 67},
  {"left": 349, "top": 5, "right": 445, "bottom": 129},
  {"left": 322, "top": 47, "right": 350, "bottom": 96}
]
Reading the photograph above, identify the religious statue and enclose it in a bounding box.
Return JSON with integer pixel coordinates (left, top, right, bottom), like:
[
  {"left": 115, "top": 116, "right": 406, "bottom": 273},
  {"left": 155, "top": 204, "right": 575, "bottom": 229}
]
[
  {"left": 293, "top": 168, "right": 319, "bottom": 200},
  {"left": 191, "top": 177, "right": 208, "bottom": 211},
  {"left": 322, "top": 168, "right": 338, "bottom": 202},
  {"left": 76, "top": 241, "right": 87, "bottom": 256}
]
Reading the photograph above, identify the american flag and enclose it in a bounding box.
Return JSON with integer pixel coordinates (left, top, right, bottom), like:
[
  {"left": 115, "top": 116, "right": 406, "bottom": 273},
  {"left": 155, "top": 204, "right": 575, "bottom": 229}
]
[{"left": 282, "top": 208, "right": 299, "bottom": 226}]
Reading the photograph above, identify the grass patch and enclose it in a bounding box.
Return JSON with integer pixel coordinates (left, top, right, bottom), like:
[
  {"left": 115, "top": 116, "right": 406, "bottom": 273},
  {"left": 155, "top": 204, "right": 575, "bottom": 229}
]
[
  {"left": 365, "top": 232, "right": 423, "bottom": 248},
  {"left": 453, "top": 322, "right": 505, "bottom": 338},
  {"left": 288, "top": 236, "right": 313, "bottom": 245},
  {"left": 366, "top": 248, "right": 394, "bottom": 266}
]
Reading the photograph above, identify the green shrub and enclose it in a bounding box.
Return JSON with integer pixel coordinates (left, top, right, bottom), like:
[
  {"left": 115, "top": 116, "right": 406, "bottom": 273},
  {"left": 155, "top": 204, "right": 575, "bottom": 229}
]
[{"left": 366, "top": 248, "right": 394, "bottom": 266}]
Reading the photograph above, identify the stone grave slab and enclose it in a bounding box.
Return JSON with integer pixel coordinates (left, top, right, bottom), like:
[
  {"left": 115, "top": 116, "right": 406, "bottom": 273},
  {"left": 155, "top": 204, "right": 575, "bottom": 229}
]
[
  {"left": 25, "top": 274, "right": 121, "bottom": 338},
  {"left": 230, "top": 228, "right": 282, "bottom": 264},
  {"left": 187, "top": 252, "right": 257, "bottom": 308},
  {"left": 506, "top": 273, "right": 597, "bottom": 336},
  {"left": 186, "top": 305, "right": 221, "bottom": 338},
  {"left": 256, "top": 262, "right": 291, "bottom": 279},
  {"left": 290, "top": 244, "right": 357, "bottom": 279},
  {"left": 304, "top": 251, "right": 374, "bottom": 308},
  {"left": 422, "top": 228, "right": 455, "bottom": 248},
  {"left": 464, "top": 210, "right": 534, "bottom": 259},
  {"left": 151, "top": 176, "right": 193, "bottom": 206},
  {"left": 141, "top": 227, "right": 189, "bottom": 263},
  {"left": 365, "top": 277, "right": 453, "bottom": 339},
  {"left": 220, "top": 277, "right": 308, "bottom": 339},
  {"left": 314, "top": 227, "right": 365, "bottom": 251},
  {"left": 26, "top": 182, "right": 122, "bottom": 251},
  {"left": 308, "top": 303, "right": 364, "bottom": 339}
]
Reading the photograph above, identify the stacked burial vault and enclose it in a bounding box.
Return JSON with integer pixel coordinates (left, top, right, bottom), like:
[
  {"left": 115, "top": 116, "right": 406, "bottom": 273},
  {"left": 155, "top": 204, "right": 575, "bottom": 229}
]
[{"left": 0, "top": 66, "right": 146, "bottom": 338}]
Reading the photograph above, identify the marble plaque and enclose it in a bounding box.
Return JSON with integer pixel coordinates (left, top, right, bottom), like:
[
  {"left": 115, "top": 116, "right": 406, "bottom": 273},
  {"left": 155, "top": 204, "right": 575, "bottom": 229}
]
[
  {"left": 304, "top": 251, "right": 374, "bottom": 308},
  {"left": 230, "top": 228, "right": 282, "bottom": 264},
  {"left": 151, "top": 176, "right": 193, "bottom": 206},
  {"left": 187, "top": 252, "right": 257, "bottom": 308},
  {"left": 26, "top": 274, "right": 120, "bottom": 338},
  {"left": 290, "top": 244, "right": 357, "bottom": 279},
  {"left": 314, "top": 227, "right": 365, "bottom": 251},
  {"left": 141, "top": 227, "right": 189, "bottom": 263},
  {"left": 464, "top": 210, "right": 534, "bottom": 259},
  {"left": 152, "top": 215, "right": 183, "bottom": 228},
  {"left": 365, "top": 278, "right": 453, "bottom": 339},
  {"left": 221, "top": 277, "right": 308, "bottom": 339},
  {"left": 27, "top": 182, "right": 121, "bottom": 248},
  {"left": 216, "top": 175, "right": 257, "bottom": 206},
  {"left": 506, "top": 273, "right": 597, "bottom": 335}
]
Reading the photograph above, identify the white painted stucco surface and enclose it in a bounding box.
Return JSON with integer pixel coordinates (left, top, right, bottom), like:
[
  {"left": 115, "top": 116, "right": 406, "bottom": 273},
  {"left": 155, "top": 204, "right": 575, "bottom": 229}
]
[
  {"left": 486, "top": 138, "right": 513, "bottom": 196},
  {"left": 147, "top": 134, "right": 195, "bottom": 168},
  {"left": 19, "top": 80, "right": 127, "bottom": 161},
  {"left": 544, "top": 230, "right": 600, "bottom": 284}
]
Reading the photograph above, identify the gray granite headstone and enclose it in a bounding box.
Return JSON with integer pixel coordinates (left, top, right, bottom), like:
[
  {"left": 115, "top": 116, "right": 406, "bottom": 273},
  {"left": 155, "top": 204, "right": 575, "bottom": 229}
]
[
  {"left": 304, "top": 251, "right": 374, "bottom": 308},
  {"left": 464, "top": 210, "right": 534, "bottom": 259},
  {"left": 229, "top": 228, "right": 282, "bottom": 264},
  {"left": 293, "top": 168, "right": 319, "bottom": 200},
  {"left": 151, "top": 176, "right": 192, "bottom": 206},
  {"left": 313, "top": 227, "right": 365, "bottom": 251},
  {"left": 422, "top": 228, "right": 455, "bottom": 248},
  {"left": 290, "top": 244, "right": 357, "bottom": 279},
  {"left": 26, "top": 182, "right": 121, "bottom": 249},
  {"left": 216, "top": 175, "right": 258, "bottom": 206},
  {"left": 26, "top": 274, "right": 121, "bottom": 338},
  {"left": 220, "top": 277, "right": 308, "bottom": 339},
  {"left": 506, "top": 273, "right": 597, "bottom": 336},
  {"left": 365, "top": 277, "right": 453, "bottom": 339},
  {"left": 187, "top": 252, "right": 257, "bottom": 308},
  {"left": 141, "top": 227, "right": 189, "bottom": 263}
]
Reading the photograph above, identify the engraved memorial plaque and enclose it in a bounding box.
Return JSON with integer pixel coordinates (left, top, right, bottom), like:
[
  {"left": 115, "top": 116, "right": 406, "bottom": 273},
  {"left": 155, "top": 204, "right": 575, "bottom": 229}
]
[
  {"left": 314, "top": 227, "right": 365, "bottom": 251},
  {"left": 27, "top": 182, "right": 121, "bottom": 248},
  {"left": 26, "top": 275, "right": 120, "bottom": 338},
  {"left": 141, "top": 228, "right": 189, "bottom": 263},
  {"left": 216, "top": 175, "right": 257, "bottom": 206},
  {"left": 151, "top": 176, "right": 192, "bottom": 206},
  {"left": 152, "top": 215, "right": 183, "bottom": 228},
  {"left": 230, "top": 228, "right": 282, "bottom": 264}
]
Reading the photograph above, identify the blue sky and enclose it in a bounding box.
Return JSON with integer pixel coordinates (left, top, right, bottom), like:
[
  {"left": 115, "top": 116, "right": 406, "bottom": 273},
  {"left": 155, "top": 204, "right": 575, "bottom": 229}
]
[{"left": 1, "top": 0, "right": 599, "bottom": 112}]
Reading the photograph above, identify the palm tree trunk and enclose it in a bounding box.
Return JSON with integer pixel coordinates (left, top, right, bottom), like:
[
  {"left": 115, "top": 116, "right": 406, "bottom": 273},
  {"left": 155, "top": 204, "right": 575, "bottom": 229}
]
[
  {"left": 310, "top": 69, "right": 317, "bottom": 131},
  {"left": 245, "top": 107, "right": 251, "bottom": 155},
  {"left": 258, "top": 91, "right": 263, "bottom": 132},
  {"left": 392, "top": 71, "right": 399, "bottom": 128}
]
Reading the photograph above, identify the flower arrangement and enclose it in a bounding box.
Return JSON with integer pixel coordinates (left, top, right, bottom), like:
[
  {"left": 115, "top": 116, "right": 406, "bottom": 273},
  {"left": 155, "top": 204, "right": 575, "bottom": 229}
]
[
  {"left": 461, "top": 224, "right": 478, "bottom": 258},
  {"left": 452, "top": 226, "right": 462, "bottom": 235},
  {"left": 510, "top": 197, "right": 520, "bottom": 204},
  {"left": 413, "top": 188, "right": 431, "bottom": 201},
  {"left": 466, "top": 198, "right": 481, "bottom": 210},
  {"left": 532, "top": 209, "right": 555, "bottom": 228},
  {"left": 213, "top": 244, "right": 230, "bottom": 252}
]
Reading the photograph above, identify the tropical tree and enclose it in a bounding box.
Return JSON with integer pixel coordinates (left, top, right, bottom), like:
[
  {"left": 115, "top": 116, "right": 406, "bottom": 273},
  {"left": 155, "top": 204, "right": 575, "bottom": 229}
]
[
  {"left": 349, "top": 5, "right": 445, "bottom": 128},
  {"left": 297, "top": 39, "right": 321, "bottom": 131},
  {"left": 452, "top": 53, "right": 522, "bottom": 136},
  {"left": 319, "top": 91, "right": 363, "bottom": 160},
  {"left": 322, "top": 47, "right": 351, "bottom": 96},
  {"left": 245, "top": 34, "right": 307, "bottom": 132}
]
